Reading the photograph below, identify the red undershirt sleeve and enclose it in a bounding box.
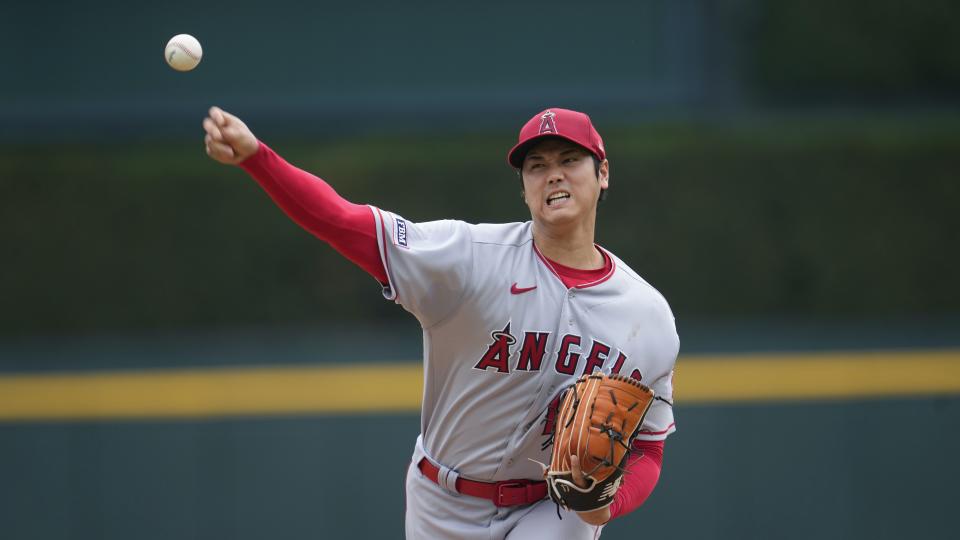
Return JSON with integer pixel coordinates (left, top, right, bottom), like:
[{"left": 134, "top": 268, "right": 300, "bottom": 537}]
[
  {"left": 607, "top": 439, "right": 665, "bottom": 520},
  {"left": 239, "top": 141, "right": 387, "bottom": 283}
]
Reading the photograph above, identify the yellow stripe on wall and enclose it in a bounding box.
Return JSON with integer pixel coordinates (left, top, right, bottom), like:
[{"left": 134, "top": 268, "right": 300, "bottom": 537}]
[
  {"left": 0, "top": 364, "right": 423, "bottom": 421},
  {"left": 0, "top": 349, "right": 958, "bottom": 421},
  {"left": 675, "top": 349, "right": 960, "bottom": 403}
]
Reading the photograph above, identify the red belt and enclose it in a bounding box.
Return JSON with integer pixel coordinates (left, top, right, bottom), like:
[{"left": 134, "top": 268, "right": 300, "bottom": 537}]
[{"left": 417, "top": 457, "right": 547, "bottom": 507}]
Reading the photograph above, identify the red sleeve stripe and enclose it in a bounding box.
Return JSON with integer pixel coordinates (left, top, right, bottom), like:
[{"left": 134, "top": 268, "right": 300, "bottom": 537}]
[
  {"left": 638, "top": 422, "right": 676, "bottom": 436},
  {"left": 374, "top": 207, "right": 398, "bottom": 302}
]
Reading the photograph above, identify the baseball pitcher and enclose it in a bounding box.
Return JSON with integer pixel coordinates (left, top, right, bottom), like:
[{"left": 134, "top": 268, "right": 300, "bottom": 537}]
[{"left": 203, "top": 106, "right": 678, "bottom": 539}]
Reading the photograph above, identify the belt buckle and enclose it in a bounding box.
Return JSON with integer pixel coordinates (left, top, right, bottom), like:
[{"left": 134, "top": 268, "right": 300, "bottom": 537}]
[{"left": 495, "top": 480, "right": 531, "bottom": 507}]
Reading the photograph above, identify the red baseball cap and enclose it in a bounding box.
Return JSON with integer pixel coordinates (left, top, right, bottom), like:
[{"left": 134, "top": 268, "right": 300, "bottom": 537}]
[{"left": 507, "top": 108, "right": 606, "bottom": 168}]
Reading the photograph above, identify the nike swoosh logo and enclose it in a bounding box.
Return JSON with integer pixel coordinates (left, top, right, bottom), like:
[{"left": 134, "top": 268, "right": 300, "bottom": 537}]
[{"left": 511, "top": 283, "right": 537, "bottom": 295}]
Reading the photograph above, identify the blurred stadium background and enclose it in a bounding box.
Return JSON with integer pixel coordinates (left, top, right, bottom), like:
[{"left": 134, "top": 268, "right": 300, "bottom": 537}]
[{"left": 2, "top": 1, "right": 959, "bottom": 538}]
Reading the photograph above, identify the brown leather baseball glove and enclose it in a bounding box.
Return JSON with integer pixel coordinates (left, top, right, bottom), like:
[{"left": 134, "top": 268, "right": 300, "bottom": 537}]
[{"left": 546, "top": 373, "right": 656, "bottom": 512}]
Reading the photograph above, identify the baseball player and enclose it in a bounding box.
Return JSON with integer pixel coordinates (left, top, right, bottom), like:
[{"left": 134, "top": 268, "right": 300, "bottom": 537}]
[{"left": 203, "top": 106, "right": 678, "bottom": 539}]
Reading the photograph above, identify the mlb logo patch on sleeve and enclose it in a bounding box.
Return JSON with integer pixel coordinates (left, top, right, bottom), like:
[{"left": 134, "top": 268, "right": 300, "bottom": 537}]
[{"left": 395, "top": 218, "right": 409, "bottom": 248}]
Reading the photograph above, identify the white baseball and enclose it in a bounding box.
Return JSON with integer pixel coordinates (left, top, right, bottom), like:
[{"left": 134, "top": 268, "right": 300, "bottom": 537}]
[{"left": 165, "top": 34, "right": 203, "bottom": 72}]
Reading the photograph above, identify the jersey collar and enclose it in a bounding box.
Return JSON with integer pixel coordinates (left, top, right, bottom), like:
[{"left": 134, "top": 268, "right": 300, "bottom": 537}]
[{"left": 532, "top": 242, "right": 617, "bottom": 290}]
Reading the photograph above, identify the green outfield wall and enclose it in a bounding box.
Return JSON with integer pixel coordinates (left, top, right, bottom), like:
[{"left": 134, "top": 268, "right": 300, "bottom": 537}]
[
  {"left": 2, "top": 397, "right": 957, "bottom": 540},
  {"left": 2, "top": 115, "right": 958, "bottom": 336},
  {"left": 2, "top": 326, "right": 959, "bottom": 539}
]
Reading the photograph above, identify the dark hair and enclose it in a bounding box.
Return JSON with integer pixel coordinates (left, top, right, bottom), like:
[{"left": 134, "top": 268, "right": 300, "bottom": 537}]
[{"left": 517, "top": 155, "right": 608, "bottom": 202}]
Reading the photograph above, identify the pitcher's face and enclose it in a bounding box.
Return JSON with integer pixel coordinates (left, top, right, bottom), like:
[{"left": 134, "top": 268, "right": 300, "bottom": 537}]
[{"left": 521, "top": 138, "right": 608, "bottom": 229}]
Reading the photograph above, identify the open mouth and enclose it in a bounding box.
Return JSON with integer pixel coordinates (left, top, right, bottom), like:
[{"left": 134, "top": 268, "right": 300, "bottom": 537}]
[{"left": 546, "top": 191, "right": 571, "bottom": 206}]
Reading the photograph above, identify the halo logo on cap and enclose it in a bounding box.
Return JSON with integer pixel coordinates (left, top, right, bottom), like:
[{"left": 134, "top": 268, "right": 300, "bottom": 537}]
[
  {"left": 506, "top": 107, "right": 606, "bottom": 168},
  {"left": 539, "top": 111, "right": 558, "bottom": 135}
]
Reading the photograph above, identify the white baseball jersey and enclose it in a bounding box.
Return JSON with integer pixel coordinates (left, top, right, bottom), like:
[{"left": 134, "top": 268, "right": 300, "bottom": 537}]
[{"left": 372, "top": 208, "right": 678, "bottom": 483}]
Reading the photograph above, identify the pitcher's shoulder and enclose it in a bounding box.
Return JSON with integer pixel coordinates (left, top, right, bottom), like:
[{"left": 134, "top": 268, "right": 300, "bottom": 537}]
[{"left": 606, "top": 251, "right": 675, "bottom": 314}]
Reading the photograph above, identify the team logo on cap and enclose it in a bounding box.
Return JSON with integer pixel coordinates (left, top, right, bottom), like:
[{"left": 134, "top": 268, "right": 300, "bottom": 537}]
[{"left": 539, "top": 111, "right": 557, "bottom": 134}]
